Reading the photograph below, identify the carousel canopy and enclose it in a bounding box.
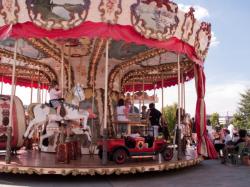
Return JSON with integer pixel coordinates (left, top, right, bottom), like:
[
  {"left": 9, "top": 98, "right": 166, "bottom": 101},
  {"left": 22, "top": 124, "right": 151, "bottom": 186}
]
[{"left": 0, "top": 0, "right": 211, "bottom": 92}]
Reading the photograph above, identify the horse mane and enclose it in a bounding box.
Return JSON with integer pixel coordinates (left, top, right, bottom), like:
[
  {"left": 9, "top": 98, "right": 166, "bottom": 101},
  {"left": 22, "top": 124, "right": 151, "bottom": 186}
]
[
  {"left": 64, "top": 102, "right": 79, "bottom": 110},
  {"left": 27, "top": 103, "right": 38, "bottom": 120}
]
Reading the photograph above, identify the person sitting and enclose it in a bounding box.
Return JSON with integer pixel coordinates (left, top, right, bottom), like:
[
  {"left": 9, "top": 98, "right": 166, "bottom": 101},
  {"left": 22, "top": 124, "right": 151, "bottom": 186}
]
[
  {"left": 126, "top": 100, "right": 139, "bottom": 114},
  {"left": 221, "top": 129, "right": 247, "bottom": 164},
  {"left": 234, "top": 129, "right": 247, "bottom": 150},
  {"left": 49, "top": 80, "right": 63, "bottom": 116}
]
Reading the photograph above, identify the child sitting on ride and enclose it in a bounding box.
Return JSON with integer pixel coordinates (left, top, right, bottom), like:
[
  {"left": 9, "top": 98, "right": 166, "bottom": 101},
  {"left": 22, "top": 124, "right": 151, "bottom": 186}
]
[{"left": 49, "top": 80, "right": 63, "bottom": 116}]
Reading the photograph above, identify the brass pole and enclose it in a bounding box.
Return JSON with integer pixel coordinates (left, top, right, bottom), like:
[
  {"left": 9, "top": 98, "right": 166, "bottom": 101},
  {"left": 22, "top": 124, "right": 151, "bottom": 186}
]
[{"left": 5, "top": 40, "right": 18, "bottom": 164}]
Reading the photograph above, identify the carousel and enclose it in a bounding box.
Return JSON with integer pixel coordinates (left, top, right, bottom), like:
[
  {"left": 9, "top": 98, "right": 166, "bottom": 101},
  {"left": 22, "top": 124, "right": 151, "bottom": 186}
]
[{"left": 0, "top": 0, "right": 217, "bottom": 175}]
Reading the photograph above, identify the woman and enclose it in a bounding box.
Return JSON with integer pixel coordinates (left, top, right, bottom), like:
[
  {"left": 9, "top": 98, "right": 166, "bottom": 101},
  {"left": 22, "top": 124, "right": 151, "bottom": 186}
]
[{"left": 116, "top": 99, "right": 129, "bottom": 135}]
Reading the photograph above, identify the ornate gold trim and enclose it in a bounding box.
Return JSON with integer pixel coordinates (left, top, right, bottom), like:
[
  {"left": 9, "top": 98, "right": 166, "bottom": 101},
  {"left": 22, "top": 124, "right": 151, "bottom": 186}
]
[
  {"left": 0, "top": 48, "right": 56, "bottom": 83},
  {"left": 0, "top": 157, "right": 203, "bottom": 175},
  {"left": 0, "top": 63, "right": 50, "bottom": 84},
  {"left": 87, "top": 38, "right": 107, "bottom": 87},
  {"left": 108, "top": 49, "right": 165, "bottom": 91},
  {"left": 27, "top": 38, "right": 72, "bottom": 89}
]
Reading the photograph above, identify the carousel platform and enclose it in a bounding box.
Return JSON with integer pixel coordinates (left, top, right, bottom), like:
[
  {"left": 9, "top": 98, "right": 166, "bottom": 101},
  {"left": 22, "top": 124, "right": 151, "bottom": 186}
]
[{"left": 0, "top": 150, "right": 202, "bottom": 176}]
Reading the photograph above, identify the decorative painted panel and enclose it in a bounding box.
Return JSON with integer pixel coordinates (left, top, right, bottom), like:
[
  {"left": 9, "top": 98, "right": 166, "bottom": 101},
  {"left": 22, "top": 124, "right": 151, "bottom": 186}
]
[
  {"left": 26, "top": 0, "right": 90, "bottom": 30},
  {"left": 131, "top": 0, "right": 179, "bottom": 40}
]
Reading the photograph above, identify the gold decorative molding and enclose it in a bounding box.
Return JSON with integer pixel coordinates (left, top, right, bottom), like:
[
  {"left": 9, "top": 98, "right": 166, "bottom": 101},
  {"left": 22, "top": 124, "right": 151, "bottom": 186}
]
[
  {"left": 121, "top": 61, "right": 193, "bottom": 87},
  {"left": 87, "top": 38, "right": 107, "bottom": 87},
  {"left": 0, "top": 48, "right": 56, "bottom": 82},
  {"left": 0, "top": 157, "right": 203, "bottom": 175},
  {"left": 27, "top": 38, "right": 72, "bottom": 88},
  {"left": 0, "top": 63, "right": 50, "bottom": 84},
  {"left": 108, "top": 48, "right": 165, "bottom": 91}
]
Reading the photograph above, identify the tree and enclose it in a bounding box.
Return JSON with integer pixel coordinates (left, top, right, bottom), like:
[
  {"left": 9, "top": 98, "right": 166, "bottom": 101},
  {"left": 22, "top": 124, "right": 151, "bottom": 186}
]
[
  {"left": 234, "top": 88, "right": 250, "bottom": 129},
  {"left": 210, "top": 112, "right": 219, "bottom": 128},
  {"left": 162, "top": 103, "right": 177, "bottom": 134},
  {"left": 232, "top": 112, "right": 245, "bottom": 129}
]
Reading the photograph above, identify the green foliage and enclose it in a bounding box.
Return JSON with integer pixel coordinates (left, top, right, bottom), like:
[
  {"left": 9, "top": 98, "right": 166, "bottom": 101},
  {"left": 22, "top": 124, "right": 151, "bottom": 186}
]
[
  {"left": 232, "top": 112, "right": 246, "bottom": 129},
  {"left": 210, "top": 112, "right": 219, "bottom": 128},
  {"left": 162, "top": 103, "right": 177, "bottom": 133},
  {"left": 233, "top": 89, "right": 250, "bottom": 129}
]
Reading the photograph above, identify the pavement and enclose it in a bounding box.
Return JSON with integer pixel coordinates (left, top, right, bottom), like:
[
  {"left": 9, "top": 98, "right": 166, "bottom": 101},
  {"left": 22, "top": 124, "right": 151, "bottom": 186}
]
[{"left": 0, "top": 160, "right": 249, "bottom": 187}]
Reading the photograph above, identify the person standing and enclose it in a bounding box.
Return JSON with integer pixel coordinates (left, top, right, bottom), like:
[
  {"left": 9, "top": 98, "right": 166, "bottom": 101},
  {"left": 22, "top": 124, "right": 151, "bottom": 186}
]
[
  {"left": 227, "top": 123, "right": 234, "bottom": 139},
  {"left": 116, "top": 99, "right": 129, "bottom": 135},
  {"left": 148, "top": 103, "right": 162, "bottom": 137}
]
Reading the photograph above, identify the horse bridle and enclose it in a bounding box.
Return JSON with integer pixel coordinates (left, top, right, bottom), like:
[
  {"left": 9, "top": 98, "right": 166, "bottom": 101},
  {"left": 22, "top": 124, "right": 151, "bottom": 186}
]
[{"left": 75, "top": 86, "right": 83, "bottom": 101}]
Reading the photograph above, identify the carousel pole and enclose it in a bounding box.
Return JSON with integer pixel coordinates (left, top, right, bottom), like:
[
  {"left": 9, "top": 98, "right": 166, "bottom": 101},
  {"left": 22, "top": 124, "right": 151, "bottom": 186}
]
[
  {"left": 68, "top": 46, "right": 71, "bottom": 90},
  {"left": 5, "top": 40, "right": 18, "bottom": 164},
  {"left": 41, "top": 83, "right": 44, "bottom": 103},
  {"left": 37, "top": 68, "right": 41, "bottom": 103},
  {"left": 153, "top": 82, "right": 156, "bottom": 104},
  {"left": 132, "top": 78, "right": 135, "bottom": 113},
  {"left": 1, "top": 76, "right": 3, "bottom": 95},
  {"left": 91, "top": 77, "right": 95, "bottom": 139},
  {"left": 177, "top": 54, "right": 182, "bottom": 160},
  {"left": 159, "top": 54, "right": 164, "bottom": 112},
  {"left": 30, "top": 78, "right": 33, "bottom": 104},
  {"left": 183, "top": 76, "right": 186, "bottom": 112},
  {"left": 61, "top": 44, "right": 64, "bottom": 97},
  {"left": 181, "top": 72, "right": 184, "bottom": 109},
  {"left": 119, "top": 69, "right": 121, "bottom": 98},
  {"left": 102, "top": 39, "right": 109, "bottom": 165},
  {"left": 14, "top": 77, "right": 17, "bottom": 96},
  {"left": 45, "top": 84, "right": 48, "bottom": 103},
  {"left": 142, "top": 75, "right": 145, "bottom": 106},
  {"left": 161, "top": 74, "right": 164, "bottom": 113}
]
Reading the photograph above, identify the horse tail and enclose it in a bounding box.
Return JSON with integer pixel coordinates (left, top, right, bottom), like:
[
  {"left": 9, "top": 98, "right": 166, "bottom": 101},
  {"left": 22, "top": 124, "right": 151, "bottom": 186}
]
[
  {"left": 60, "top": 103, "right": 67, "bottom": 117},
  {"left": 27, "top": 103, "right": 38, "bottom": 121}
]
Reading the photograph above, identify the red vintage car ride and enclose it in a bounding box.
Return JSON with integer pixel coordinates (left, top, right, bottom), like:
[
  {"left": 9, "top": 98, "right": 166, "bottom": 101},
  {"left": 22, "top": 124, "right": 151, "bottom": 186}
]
[{"left": 97, "top": 136, "right": 173, "bottom": 164}]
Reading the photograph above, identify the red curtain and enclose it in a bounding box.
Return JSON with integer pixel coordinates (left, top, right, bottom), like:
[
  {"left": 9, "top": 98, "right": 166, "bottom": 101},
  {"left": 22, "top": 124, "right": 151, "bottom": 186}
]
[
  {"left": 0, "top": 21, "right": 203, "bottom": 66},
  {"left": 194, "top": 65, "right": 217, "bottom": 159},
  {"left": 0, "top": 76, "right": 48, "bottom": 89}
]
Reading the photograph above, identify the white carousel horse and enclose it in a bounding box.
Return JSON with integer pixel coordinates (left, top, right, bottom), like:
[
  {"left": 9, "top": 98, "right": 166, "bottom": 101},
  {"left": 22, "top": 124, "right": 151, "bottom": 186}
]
[
  {"left": 23, "top": 84, "right": 90, "bottom": 141},
  {"left": 38, "top": 85, "right": 93, "bottom": 152}
]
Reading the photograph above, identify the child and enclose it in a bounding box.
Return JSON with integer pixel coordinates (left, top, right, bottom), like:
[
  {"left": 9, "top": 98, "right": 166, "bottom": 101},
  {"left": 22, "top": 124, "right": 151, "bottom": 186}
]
[
  {"left": 49, "top": 80, "right": 63, "bottom": 116},
  {"left": 141, "top": 105, "right": 148, "bottom": 120}
]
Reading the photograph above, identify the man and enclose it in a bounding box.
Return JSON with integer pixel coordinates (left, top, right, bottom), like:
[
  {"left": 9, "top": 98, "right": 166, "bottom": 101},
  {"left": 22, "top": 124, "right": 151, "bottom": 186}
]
[{"left": 148, "top": 103, "right": 162, "bottom": 137}]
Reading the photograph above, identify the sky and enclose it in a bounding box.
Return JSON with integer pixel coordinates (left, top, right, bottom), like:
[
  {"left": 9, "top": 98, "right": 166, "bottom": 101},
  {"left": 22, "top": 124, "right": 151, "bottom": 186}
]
[
  {"left": 153, "top": 0, "right": 250, "bottom": 117},
  {"left": 1, "top": 0, "right": 250, "bottom": 117}
]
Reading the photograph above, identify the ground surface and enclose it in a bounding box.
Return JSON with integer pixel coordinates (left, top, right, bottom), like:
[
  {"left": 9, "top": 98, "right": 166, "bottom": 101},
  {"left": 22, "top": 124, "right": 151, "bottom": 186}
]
[{"left": 0, "top": 160, "right": 249, "bottom": 187}]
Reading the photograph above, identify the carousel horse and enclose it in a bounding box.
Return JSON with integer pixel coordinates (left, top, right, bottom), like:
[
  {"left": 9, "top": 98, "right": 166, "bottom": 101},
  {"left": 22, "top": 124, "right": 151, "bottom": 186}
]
[
  {"left": 38, "top": 85, "right": 95, "bottom": 152},
  {"left": 23, "top": 84, "right": 90, "bottom": 143}
]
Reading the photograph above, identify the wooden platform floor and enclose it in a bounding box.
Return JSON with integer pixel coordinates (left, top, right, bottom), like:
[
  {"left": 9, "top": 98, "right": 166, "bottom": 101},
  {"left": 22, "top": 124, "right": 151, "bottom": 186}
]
[{"left": 0, "top": 150, "right": 202, "bottom": 175}]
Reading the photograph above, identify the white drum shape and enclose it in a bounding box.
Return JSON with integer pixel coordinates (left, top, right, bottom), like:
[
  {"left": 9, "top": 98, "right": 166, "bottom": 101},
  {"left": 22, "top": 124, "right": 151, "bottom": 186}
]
[{"left": 0, "top": 95, "right": 26, "bottom": 150}]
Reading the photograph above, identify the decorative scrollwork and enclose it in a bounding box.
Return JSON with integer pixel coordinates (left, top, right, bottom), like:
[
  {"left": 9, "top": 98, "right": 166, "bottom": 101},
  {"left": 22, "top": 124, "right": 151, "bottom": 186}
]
[
  {"left": 98, "top": 0, "right": 122, "bottom": 24},
  {"left": 194, "top": 22, "right": 211, "bottom": 61},
  {"left": 0, "top": 0, "right": 19, "bottom": 24},
  {"left": 181, "top": 7, "right": 196, "bottom": 42}
]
